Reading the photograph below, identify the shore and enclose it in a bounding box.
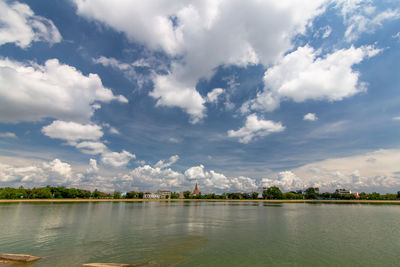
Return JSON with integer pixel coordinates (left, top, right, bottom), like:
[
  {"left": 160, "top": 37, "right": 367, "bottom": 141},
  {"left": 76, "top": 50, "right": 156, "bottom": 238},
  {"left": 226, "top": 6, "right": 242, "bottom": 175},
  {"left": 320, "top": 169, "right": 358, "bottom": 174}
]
[{"left": 1, "top": 199, "right": 400, "bottom": 204}]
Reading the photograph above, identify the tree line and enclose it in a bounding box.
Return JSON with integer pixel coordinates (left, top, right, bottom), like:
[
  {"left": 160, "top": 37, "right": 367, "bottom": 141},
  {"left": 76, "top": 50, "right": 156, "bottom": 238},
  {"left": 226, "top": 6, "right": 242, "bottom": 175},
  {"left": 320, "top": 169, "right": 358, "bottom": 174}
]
[
  {"left": 180, "top": 187, "right": 400, "bottom": 200},
  {"left": 1, "top": 186, "right": 101, "bottom": 199},
  {"left": 1, "top": 186, "right": 400, "bottom": 200}
]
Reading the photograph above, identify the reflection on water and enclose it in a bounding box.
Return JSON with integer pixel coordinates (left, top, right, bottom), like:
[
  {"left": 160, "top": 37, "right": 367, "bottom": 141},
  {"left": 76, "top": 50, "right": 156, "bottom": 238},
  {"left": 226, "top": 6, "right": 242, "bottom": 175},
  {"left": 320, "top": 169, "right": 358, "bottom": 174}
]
[{"left": 1, "top": 202, "right": 400, "bottom": 266}]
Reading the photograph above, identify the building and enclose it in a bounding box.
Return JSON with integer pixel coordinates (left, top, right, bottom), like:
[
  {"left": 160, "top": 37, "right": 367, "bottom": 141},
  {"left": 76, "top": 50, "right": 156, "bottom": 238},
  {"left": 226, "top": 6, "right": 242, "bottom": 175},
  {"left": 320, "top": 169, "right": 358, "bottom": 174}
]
[
  {"left": 143, "top": 192, "right": 161, "bottom": 199},
  {"left": 192, "top": 183, "right": 200, "bottom": 196},
  {"left": 336, "top": 189, "right": 359, "bottom": 197},
  {"left": 157, "top": 190, "right": 171, "bottom": 199},
  {"left": 179, "top": 191, "right": 184, "bottom": 199}
]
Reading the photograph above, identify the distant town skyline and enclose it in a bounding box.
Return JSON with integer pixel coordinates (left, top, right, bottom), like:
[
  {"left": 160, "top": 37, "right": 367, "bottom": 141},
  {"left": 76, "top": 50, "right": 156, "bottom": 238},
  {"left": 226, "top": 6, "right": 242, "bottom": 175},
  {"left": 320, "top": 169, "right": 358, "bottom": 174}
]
[{"left": 1, "top": 0, "right": 400, "bottom": 193}]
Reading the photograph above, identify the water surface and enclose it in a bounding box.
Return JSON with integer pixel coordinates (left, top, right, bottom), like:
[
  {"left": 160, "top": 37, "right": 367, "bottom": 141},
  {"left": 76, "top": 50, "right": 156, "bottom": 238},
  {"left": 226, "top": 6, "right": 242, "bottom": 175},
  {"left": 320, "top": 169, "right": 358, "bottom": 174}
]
[{"left": 1, "top": 201, "right": 400, "bottom": 266}]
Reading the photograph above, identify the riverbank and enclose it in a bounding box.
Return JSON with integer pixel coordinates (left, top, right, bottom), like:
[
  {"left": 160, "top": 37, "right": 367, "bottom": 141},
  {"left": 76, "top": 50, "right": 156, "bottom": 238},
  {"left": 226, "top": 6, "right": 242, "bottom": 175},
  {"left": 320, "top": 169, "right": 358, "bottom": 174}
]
[{"left": 1, "top": 199, "right": 400, "bottom": 204}]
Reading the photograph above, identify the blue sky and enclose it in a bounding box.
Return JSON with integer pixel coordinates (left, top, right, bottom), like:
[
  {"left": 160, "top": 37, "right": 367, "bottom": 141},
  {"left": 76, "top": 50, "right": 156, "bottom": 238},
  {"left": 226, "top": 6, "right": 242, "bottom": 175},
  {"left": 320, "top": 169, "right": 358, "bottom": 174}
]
[{"left": 0, "top": 0, "right": 400, "bottom": 193}]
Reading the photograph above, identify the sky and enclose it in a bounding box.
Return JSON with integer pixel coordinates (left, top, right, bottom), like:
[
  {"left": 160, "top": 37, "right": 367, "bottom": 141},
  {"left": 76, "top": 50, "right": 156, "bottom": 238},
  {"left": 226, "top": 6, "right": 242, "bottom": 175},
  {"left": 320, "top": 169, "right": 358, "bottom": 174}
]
[{"left": 0, "top": 0, "right": 400, "bottom": 193}]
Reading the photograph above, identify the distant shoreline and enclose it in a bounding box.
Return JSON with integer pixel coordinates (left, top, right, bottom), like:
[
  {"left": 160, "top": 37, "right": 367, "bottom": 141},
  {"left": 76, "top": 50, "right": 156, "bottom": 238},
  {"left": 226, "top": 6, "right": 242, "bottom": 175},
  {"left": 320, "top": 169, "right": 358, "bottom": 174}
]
[{"left": 1, "top": 199, "right": 400, "bottom": 204}]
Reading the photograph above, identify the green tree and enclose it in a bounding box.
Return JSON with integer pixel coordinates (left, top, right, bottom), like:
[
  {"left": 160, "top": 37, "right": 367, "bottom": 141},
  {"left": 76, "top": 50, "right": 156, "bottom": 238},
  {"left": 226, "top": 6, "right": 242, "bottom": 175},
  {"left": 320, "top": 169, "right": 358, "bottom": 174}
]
[
  {"left": 241, "top": 193, "right": 250, "bottom": 199},
  {"left": 359, "top": 192, "right": 368, "bottom": 200},
  {"left": 92, "top": 189, "right": 101, "bottom": 199},
  {"left": 368, "top": 192, "right": 380, "bottom": 200},
  {"left": 126, "top": 191, "right": 137, "bottom": 199},
  {"left": 138, "top": 192, "right": 144, "bottom": 199},
  {"left": 283, "top": 192, "right": 302, "bottom": 199},
  {"left": 320, "top": 192, "right": 331, "bottom": 199},
  {"left": 251, "top": 192, "right": 259, "bottom": 199},
  {"left": 170, "top": 192, "right": 179, "bottom": 199},
  {"left": 113, "top": 191, "right": 121, "bottom": 199},
  {"left": 32, "top": 187, "right": 53, "bottom": 199},
  {"left": 184, "top": 191, "right": 191, "bottom": 199},
  {"left": 263, "top": 186, "right": 283, "bottom": 199},
  {"left": 305, "top": 187, "right": 319, "bottom": 199}
]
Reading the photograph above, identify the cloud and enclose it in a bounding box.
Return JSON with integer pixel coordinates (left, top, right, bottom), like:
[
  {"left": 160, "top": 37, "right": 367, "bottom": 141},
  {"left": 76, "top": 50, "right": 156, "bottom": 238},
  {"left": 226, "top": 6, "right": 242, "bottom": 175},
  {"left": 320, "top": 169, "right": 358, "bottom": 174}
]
[
  {"left": 184, "top": 164, "right": 257, "bottom": 191},
  {"left": 321, "top": 25, "right": 332, "bottom": 38},
  {"left": 0, "top": 158, "right": 73, "bottom": 185},
  {"left": 206, "top": 88, "right": 225, "bottom": 104},
  {"left": 75, "top": 141, "right": 107, "bottom": 155},
  {"left": 184, "top": 165, "right": 232, "bottom": 190},
  {"left": 393, "top": 116, "right": 400, "bottom": 121},
  {"left": 42, "top": 120, "right": 103, "bottom": 143},
  {"left": 335, "top": 0, "right": 400, "bottom": 42},
  {"left": 261, "top": 171, "right": 306, "bottom": 191},
  {"left": 73, "top": 0, "right": 328, "bottom": 122},
  {"left": 93, "top": 56, "right": 155, "bottom": 89},
  {"left": 0, "top": 58, "right": 127, "bottom": 123},
  {"left": 102, "top": 122, "right": 120, "bottom": 135},
  {"left": 109, "top": 127, "right": 120, "bottom": 135},
  {"left": 184, "top": 164, "right": 209, "bottom": 180},
  {"left": 228, "top": 114, "right": 285, "bottom": 143},
  {"left": 168, "top": 137, "right": 182, "bottom": 143},
  {"left": 43, "top": 158, "right": 72, "bottom": 179},
  {"left": 308, "top": 120, "right": 349, "bottom": 138},
  {"left": 122, "top": 164, "right": 184, "bottom": 190},
  {"left": 150, "top": 74, "right": 206, "bottom": 123},
  {"left": 41, "top": 121, "right": 134, "bottom": 167},
  {"left": 0, "top": 132, "right": 17, "bottom": 138},
  {"left": 0, "top": 0, "right": 61, "bottom": 48},
  {"left": 261, "top": 149, "right": 400, "bottom": 192},
  {"left": 86, "top": 159, "right": 99, "bottom": 174},
  {"left": 101, "top": 150, "right": 136, "bottom": 168},
  {"left": 304, "top": 113, "right": 318, "bottom": 121},
  {"left": 154, "top": 155, "right": 179, "bottom": 169},
  {"left": 243, "top": 45, "right": 380, "bottom": 113}
]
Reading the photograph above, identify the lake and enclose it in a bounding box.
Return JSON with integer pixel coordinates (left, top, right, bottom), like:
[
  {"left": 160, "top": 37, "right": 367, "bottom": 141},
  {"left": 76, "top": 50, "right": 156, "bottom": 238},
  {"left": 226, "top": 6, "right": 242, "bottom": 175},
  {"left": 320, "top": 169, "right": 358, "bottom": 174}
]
[{"left": 1, "top": 201, "right": 400, "bottom": 266}]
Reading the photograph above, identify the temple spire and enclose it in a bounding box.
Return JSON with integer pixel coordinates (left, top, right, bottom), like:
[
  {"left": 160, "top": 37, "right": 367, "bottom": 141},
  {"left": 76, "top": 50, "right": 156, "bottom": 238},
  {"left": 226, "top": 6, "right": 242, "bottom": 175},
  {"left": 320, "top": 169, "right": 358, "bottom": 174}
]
[{"left": 193, "top": 183, "right": 200, "bottom": 196}]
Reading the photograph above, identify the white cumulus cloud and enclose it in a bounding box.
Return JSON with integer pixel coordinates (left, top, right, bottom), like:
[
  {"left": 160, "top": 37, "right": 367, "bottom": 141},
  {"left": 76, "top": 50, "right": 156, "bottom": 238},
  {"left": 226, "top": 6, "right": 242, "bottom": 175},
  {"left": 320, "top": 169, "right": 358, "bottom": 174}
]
[
  {"left": 228, "top": 114, "right": 285, "bottom": 143},
  {"left": 155, "top": 155, "right": 180, "bottom": 169},
  {"left": 0, "top": 0, "right": 61, "bottom": 48},
  {"left": 41, "top": 121, "right": 134, "bottom": 167},
  {"left": 261, "top": 149, "right": 400, "bottom": 192},
  {"left": 86, "top": 159, "right": 99, "bottom": 174},
  {"left": 73, "top": 0, "right": 328, "bottom": 122},
  {"left": 101, "top": 150, "right": 136, "bottom": 168},
  {"left": 206, "top": 88, "right": 225, "bottom": 104},
  {"left": 75, "top": 141, "right": 107, "bottom": 155},
  {"left": 304, "top": 113, "right": 318, "bottom": 121},
  {"left": 0, "top": 58, "right": 127, "bottom": 123},
  {"left": 41, "top": 120, "right": 103, "bottom": 143},
  {"left": 0, "top": 158, "right": 73, "bottom": 186},
  {"left": 243, "top": 45, "right": 380, "bottom": 113}
]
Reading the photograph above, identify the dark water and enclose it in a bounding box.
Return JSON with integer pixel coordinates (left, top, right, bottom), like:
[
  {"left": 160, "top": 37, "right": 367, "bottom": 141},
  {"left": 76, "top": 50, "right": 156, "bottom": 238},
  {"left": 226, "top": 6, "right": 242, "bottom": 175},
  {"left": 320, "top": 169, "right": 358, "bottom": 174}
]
[{"left": 1, "top": 201, "right": 400, "bottom": 266}]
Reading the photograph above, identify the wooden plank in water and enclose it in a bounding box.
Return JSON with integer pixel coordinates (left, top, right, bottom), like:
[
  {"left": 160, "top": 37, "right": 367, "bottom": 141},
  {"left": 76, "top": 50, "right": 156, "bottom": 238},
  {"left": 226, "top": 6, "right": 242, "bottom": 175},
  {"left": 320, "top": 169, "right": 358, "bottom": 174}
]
[{"left": 0, "top": 254, "right": 41, "bottom": 263}]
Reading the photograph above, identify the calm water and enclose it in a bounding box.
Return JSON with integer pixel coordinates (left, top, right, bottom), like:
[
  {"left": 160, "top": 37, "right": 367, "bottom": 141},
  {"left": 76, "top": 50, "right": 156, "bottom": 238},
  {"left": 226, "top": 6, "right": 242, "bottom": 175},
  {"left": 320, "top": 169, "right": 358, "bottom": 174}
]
[{"left": 1, "top": 201, "right": 400, "bottom": 266}]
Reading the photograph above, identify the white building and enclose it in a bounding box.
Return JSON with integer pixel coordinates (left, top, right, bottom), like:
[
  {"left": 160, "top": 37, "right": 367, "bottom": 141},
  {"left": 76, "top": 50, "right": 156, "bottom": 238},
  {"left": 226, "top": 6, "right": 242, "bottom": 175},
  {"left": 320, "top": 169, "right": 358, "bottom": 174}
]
[
  {"left": 143, "top": 192, "right": 161, "bottom": 199},
  {"left": 157, "top": 190, "right": 171, "bottom": 199},
  {"left": 336, "top": 189, "right": 359, "bottom": 196}
]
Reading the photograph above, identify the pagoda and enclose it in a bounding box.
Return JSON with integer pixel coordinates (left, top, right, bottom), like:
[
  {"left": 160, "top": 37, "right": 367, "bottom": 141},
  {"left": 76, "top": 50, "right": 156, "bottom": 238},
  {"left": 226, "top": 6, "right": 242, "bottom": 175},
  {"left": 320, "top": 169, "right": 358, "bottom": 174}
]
[{"left": 192, "top": 183, "right": 200, "bottom": 196}]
